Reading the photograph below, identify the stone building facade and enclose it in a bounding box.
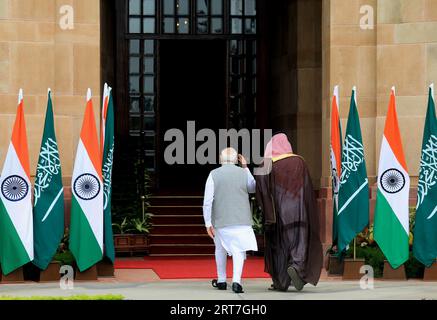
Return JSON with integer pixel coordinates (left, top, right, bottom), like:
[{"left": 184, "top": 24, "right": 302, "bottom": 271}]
[
  {"left": 319, "top": 0, "right": 437, "bottom": 244},
  {"left": 0, "top": 0, "right": 101, "bottom": 183},
  {"left": 0, "top": 0, "right": 436, "bottom": 249}
]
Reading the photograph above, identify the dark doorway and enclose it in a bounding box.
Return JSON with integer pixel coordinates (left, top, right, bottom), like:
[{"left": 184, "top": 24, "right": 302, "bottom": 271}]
[{"left": 158, "top": 39, "right": 227, "bottom": 192}]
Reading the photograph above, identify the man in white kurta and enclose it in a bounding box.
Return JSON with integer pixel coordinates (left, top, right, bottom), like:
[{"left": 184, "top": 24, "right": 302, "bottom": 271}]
[{"left": 203, "top": 148, "right": 257, "bottom": 294}]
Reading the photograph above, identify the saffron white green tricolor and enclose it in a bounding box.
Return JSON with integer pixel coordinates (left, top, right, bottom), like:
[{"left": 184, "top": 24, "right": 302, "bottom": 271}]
[
  {"left": 0, "top": 89, "right": 34, "bottom": 275},
  {"left": 69, "top": 88, "right": 104, "bottom": 272},
  {"left": 374, "top": 87, "right": 410, "bottom": 269}
]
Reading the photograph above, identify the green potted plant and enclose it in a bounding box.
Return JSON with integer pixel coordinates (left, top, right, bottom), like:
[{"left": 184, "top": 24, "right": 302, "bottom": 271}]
[
  {"left": 112, "top": 207, "right": 153, "bottom": 255},
  {"left": 53, "top": 228, "right": 75, "bottom": 266},
  {"left": 341, "top": 224, "right": 376, "bottom": 280},
  {"left": 38, "top": 228, "right": 75, "bottom": 282},
  {"left": 127, "top": 215, "right": 152, "bottom": 254},
  {"left": 112, "top": 217, "right": 132, "bottom": 252},
  {"left": 329, "top": 207, "right": 424, "bottom": 279},
  {"left": 111, "top": 159, "right": 153, "bottom": 256}
]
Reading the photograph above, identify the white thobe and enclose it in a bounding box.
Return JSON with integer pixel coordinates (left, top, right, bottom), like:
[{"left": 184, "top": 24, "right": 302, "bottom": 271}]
[{"left": 203, "top": 166, "right": 258, "bottom": 256}]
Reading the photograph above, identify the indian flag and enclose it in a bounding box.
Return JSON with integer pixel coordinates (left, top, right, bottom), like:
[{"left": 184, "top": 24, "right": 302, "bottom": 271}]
[
  {"left": 0, "top": 89, "right": 33, "bottom": 275},
  {"left": 374, "top": 87, "right": 410, "bottom": 269},
  {"left": 69, "top": 88, "right": 104, "bottom": 272},
  {"left": 330, "top": 85, "right": 342, "bottom": 246}
]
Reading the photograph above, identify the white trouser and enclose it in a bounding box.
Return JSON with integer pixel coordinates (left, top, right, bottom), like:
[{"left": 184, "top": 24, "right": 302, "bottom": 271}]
[{"left": 214, "top": 235, "right": 246, "bottom": 284}]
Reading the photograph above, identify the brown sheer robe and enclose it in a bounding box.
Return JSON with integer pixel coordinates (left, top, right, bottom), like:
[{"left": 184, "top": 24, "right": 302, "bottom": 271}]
[{"left": 256, "top": 155, "right": 323, "bottom": 290}]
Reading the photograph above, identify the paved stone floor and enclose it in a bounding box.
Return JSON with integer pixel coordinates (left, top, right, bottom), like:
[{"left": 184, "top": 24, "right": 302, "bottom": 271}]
[{"left": 0, "top": 270, "right": 436, "bottom": 300}]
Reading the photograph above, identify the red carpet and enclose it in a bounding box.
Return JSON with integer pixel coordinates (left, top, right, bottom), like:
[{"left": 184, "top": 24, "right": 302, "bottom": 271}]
[{"left": 114, "top": 256, "right": 270, "bottom": 279}]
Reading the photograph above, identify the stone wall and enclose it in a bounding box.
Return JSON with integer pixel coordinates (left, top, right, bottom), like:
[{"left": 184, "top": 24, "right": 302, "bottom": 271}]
[
  {"left": 322, "top": 0, "right": 377, "bottom": 190},
  {"left": 376, "top": 0, "right": 437, "bottom": 186},
  {"left": 319, "top": 0, "right": 437, "bottom": 245},
  {"left": 1, "top": 0, "right": 434, "bottom": 246},
  {"left": 268, "top": 0, "right": 323, "bottom": 186},
  {"left": 322, "top": 0, "right": 437, "bottom": 188},
  {"left": 0, "top": 0, "right": 101, "bottom": 181}
]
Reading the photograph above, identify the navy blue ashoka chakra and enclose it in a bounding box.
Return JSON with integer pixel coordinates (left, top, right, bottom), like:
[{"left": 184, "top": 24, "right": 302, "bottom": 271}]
[
  {"left": 1, "top": 175, "right": 29, "bottom": 202},
  {"left": 73, "top": 173, "right": 100, "bottom": 201},
  {"left": 380, "top": 168, "right": 405, "bottom": 194}
]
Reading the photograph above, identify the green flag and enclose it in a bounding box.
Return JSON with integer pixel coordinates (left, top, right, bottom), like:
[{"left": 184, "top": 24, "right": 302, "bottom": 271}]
[
  {"left": 101, "top": 84, "right": 115, "bottom": 263},
  {"left": 337, "top": 87, "right": 369, "bottom": 253},
  {"left": 413, "top": 84, "right": 437, "bottom": 267},
  {"left": 33, "top": 89, "right": 65, "bottom": 270}
]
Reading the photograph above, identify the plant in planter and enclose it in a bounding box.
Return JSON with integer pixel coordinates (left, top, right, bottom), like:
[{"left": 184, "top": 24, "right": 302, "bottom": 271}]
[
  {"left": 53, "top": 251, "right": 75, "bottom": 266},
  {"left": 340, "top": 225, "right": 377, "bottom": 279},
  {"left": 129, "top": 216, "right": 152, "bottom": 234},
  {"left": 52, "top": 228, "right": 76, "bottom": 266},
  {"left": 342, "top": 208, "right": 424, "bottom": 279},
  {"left": 111, "top": 159, "right": 153, "bottom": 256},
  {"left": 112, "top": 217, "right": 133, "bottom": 252},
  {"left": 344, "top": 244, "right": 385, "bottom": 278},
  {"left": 112, "top": 217, "right": 130, "bottom": 234},
  {"left": 127, "top": 216, "right": 152, "bottom": 254},
  {"left": 35, "top": 228, "right": 76, "bottom": 282},
  {"left": 112, "top": 215, "right": 153, "bottom": 256}
]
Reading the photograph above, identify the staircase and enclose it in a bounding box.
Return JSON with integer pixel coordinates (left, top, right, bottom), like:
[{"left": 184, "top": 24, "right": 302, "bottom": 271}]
[{"left": 148, "top": 195, "right": 215, "bottom": 256}]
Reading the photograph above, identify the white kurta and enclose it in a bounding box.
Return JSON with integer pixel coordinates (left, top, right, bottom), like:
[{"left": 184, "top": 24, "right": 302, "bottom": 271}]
[
  {"left": 215, "top": 225, "right": 258, "bottom": 256},
  {"left": 203, "top": 166, "right": 258, "bottom": 256}
]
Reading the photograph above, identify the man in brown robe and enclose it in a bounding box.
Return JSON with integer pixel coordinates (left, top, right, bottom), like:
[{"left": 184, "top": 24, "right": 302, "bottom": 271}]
[{"left": 255, "top": 133, "right": 323, "bottom": 291}]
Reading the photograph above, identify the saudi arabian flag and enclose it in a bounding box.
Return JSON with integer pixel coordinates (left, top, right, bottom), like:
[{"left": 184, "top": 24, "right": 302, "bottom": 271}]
[
  {"left": 101, "top": 83, "right": 115, "bottom": 263},
  {"left": 337, "top": 87, "right": 369, "bottom": 254},
  {"left": 330, "top": 85, "right": 342, "bottom": 246},
  {"left": 33, "top": 89, "right": 65, "bottom": 270},
  {"left": 374, "top": 87, "right": 410, "bottom": 269},
  {"left": 0, "top": 89, "right": 34, "bottom": 275},
  {"left": 70, "top": 88, "right": 104, "bottom": 272},
  {"left": 413, "top": 84, "right": 437, "bottom": 267}
]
